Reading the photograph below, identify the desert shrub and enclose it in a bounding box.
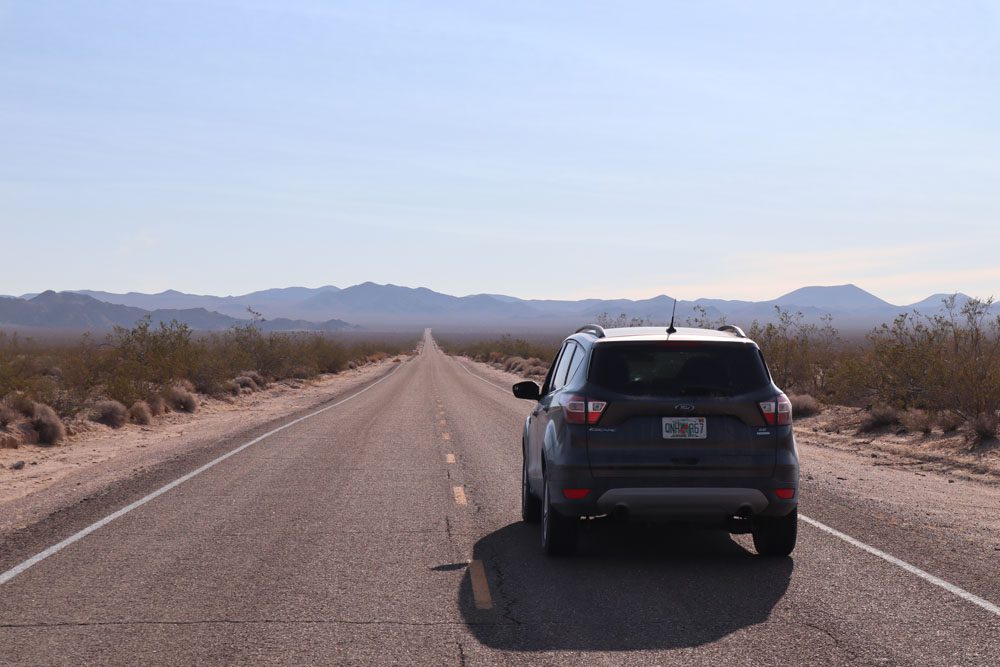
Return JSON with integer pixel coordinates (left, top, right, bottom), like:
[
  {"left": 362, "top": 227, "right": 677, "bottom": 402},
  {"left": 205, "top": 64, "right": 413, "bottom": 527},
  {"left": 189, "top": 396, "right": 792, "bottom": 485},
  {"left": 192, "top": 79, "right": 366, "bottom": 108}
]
[
  {"left": 32, "top": 403, "right": 65, "bottom": 445},
  {"left": 900, "top": 409, "right": 934, "bottom": 435},
  {"left": 5, "top": 392, "right": 36, "bottom": 417},
  {"left": 504, "top": 356, "right": 528, "bottom": 373},
  {"left": 596, "top": 312, "right": 654, "bottom": 328},
  {"left": 0, "top": 323, "right": 415, "bottom": 420},
  {"left": 234, "top": 375, "right": 259, "bottom": 391},
  {"left": 174, "top": 378, "right": 195, "bottom": 393},
  {"left": 129, "top": 401, "right": 152, "bottom": 425},
  {"left": 789, "top": 394, "right": 821, "bottom": 418},
  {"left": 748, "top": 309, "right": 842, "bottom": 397},
  {"left": 437, "top": 334, "right": 560, "bottom": 366},
  {"left": 92, "top": 400, "right": 128, "bottom": 428},
  {"left": 0, "top": 407, "right": 19, "bottom": 430},
  {"left": 938, "top": 411, "right": 963, "bottom": 433},
  {"left": 164, "top": 385, "right": 197, "bottom": 413},
  {"left": 146, "top": 394, "right": 166, "bottom": 416},
  {"left": 243, "top": 370, "right": 266, "bottom": 388},
  {"left": 861, "top": 404, "right": 899, "bottom": 432},
  {"left": 971, "top": 413, "right": 998, "bottom": 441}
]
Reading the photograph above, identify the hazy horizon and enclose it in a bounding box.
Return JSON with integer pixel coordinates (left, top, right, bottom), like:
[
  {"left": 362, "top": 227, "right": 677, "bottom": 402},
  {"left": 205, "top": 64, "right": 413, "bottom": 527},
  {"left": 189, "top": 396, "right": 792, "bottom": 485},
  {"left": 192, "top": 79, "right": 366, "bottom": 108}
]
[
  {"left": 3, "top": 2, "right": 998, "bottom": 302},
  {"left": 3, "top": 280, "right": 988, "bottom": 309}
]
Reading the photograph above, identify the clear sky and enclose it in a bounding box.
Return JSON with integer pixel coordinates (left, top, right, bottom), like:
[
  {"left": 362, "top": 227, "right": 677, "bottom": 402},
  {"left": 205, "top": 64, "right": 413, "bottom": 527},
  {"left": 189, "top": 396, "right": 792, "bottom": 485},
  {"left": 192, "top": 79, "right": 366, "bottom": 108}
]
[{"left": 2, "top": 1, "right": 998, "bottom": 305}]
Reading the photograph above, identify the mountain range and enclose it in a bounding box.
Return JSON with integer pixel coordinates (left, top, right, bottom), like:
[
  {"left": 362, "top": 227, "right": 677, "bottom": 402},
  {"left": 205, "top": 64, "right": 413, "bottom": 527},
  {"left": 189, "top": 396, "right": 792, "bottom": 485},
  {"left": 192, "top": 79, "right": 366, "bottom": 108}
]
[
  {"left": 0, "top": 283, "right": 986, "bottom": 333},
  {"left": 0, "top": 292, "right": 355, "bottom": 333}
]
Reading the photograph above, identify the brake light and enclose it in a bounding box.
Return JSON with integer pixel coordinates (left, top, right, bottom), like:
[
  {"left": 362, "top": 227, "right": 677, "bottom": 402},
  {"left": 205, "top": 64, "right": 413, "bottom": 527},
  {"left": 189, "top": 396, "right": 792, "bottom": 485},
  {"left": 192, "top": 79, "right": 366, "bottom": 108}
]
[
  {"left": 561, "top": 394, "right": 608, "bottom": 425},
  {"left": 759, "top": 393, "right": 792, "bottom": 425},
  {"left": 562, "top": 488, "right": 591, "bottom": 500},
  {"left": 775, "top": 488, "right": 795, "bottom": 500}
]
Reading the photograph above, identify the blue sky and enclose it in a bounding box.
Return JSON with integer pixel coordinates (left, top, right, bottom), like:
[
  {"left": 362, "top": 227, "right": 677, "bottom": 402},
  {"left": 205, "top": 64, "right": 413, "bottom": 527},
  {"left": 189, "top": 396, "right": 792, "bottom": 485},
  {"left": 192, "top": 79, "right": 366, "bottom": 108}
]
[{"left": 2, "top": 1, "right": 998, "bottom": 304}]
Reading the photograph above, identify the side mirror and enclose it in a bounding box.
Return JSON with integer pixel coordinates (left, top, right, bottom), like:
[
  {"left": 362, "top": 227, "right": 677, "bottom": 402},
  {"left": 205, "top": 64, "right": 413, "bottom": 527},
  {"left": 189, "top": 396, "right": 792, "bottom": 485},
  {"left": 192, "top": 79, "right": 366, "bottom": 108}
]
[{"left": 512, "top": 380, "right": 541, "bottom": 401}]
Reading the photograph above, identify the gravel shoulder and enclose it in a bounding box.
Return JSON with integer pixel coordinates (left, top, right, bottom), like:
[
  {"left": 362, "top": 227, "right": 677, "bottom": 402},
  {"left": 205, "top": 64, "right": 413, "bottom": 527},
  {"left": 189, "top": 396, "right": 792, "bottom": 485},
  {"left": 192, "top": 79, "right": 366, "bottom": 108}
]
[{"left": 0, "top": 358, "right": 405, "bottom": 536}]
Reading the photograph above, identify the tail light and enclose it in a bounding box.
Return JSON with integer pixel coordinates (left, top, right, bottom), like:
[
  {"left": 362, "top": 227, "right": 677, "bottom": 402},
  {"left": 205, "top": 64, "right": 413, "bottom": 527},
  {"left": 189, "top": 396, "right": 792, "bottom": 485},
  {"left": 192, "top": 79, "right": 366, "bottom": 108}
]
[
  {"left": 759, "top": 393, "right": 792, "bottom": 426},
  {"left": 561, "top": 394, "right": 608, "bottom": 425}
]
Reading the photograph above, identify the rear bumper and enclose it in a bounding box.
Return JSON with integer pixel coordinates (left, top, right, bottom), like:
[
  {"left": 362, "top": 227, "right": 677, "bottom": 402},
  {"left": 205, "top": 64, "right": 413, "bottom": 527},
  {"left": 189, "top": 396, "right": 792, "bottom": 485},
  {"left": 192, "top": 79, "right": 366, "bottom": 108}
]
[
  {"left": 595, "top": 487, "right": 769, "bottom": 519},
  {"left": 544, "top": 465, "right": 797, "bottom": 520}
]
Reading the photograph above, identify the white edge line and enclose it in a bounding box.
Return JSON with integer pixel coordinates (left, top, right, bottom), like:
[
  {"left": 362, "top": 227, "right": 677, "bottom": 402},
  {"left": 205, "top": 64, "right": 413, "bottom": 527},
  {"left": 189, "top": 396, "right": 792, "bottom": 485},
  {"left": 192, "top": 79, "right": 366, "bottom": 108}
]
[
  {"left": 0, "top": 363, "right": 403, "bottom": 586},
  {"left": 455, "top": 357, "right": 511, "bottom": 392},
  {"left": 799, "top": 514, "right": 999, "bottom": 617},
  {"left": 454, "top": 353, "right": 1000, "bottom": 619}
]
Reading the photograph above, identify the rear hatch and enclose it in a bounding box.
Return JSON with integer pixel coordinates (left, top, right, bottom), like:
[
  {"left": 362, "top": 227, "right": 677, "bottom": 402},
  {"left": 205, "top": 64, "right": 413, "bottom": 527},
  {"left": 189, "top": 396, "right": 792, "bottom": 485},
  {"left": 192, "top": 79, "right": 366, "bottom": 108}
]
[{"left": 585, "top": 340, "right": 776, "bottom": 479}]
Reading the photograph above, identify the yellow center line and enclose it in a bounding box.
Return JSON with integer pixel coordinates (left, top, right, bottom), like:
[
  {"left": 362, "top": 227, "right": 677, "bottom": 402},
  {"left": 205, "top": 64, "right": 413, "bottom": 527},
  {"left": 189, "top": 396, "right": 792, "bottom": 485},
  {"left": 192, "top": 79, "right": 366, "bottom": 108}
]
[
  {"left": 446, "top": 453, "right": 456, "bottom": 463},
  {"left": 442, "top": 432, "right": 451, "bottom": 441},
  {"left": 469, "top": 560, "right": 494, "bottom": 610},
  {"left": 439, "top": 419, "right": 447, "bottom": 427},
  {"left": 452, "top": 486, "right": 468, "bottom": 505}
]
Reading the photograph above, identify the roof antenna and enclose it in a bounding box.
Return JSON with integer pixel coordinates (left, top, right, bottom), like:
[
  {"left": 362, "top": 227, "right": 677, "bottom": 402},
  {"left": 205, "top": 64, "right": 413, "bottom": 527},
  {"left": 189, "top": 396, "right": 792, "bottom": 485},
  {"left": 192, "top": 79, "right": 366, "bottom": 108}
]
[{"left": 666, "top": 298, "right": 678, "bottom": 334}]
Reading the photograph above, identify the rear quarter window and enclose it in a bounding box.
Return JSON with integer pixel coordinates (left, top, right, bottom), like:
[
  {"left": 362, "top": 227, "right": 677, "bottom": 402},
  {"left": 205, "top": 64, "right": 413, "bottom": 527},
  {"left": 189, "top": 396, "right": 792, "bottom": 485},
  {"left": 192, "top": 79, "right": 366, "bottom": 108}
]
[{"left": 588, "top": 342, "right": 771, "bottom": 397}]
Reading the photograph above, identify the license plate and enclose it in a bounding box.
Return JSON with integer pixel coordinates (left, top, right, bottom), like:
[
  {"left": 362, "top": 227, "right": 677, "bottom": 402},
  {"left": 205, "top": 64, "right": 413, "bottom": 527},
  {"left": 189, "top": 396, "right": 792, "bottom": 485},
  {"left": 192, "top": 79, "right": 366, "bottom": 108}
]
[{"left": 662, "top": 417, "right": 706, "bottom": 439}]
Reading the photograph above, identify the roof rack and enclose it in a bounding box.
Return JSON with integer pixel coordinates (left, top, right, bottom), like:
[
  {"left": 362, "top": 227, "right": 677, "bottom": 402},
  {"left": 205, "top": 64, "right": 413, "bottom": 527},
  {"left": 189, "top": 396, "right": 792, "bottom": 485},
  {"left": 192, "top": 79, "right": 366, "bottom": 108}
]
[
  {"left": 575, "top": 324, "right": 606, "bottom": 338},
  {"left": 717, "top": 324, "right": 747, "bottom": 338}
]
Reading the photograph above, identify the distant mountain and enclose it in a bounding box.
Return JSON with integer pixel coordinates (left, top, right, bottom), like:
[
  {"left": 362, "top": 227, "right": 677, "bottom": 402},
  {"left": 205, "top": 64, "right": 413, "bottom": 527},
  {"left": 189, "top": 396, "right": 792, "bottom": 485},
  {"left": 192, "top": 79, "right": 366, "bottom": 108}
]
[
  {"left": 768, "top": 284, "right": 893, "bottom": 311},
  {"left": 0, "top": 292, "right": 355, "bottom": 332},
  {"left": 71, "top": 285, "right": 341, "bottom": 319},
  {"left": 11, "top": 283, "right": 994, "bottom": 332},
  {"left": 905, "top": 293, "right": 972, "bottom": 311}
]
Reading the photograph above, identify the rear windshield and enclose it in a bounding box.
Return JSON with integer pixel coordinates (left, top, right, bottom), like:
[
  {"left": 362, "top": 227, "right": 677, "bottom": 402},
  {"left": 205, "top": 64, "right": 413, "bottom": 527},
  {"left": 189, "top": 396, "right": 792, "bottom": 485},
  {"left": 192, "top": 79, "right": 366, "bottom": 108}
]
[{"left": 588, "top": 342, "right": 770, "bottom": 397}]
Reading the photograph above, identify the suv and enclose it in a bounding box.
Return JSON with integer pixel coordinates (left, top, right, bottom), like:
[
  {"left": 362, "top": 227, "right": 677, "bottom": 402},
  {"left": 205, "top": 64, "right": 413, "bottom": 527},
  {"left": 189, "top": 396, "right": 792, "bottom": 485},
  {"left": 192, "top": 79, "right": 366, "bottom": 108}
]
[{"left": 512, "top": 324, "right": 799, "bottom": 557}]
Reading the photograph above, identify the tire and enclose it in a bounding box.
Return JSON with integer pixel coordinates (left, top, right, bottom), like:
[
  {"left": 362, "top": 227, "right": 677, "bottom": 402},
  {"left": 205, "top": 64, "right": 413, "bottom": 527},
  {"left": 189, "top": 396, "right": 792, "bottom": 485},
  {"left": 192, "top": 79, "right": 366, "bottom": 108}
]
[
  {"left": 541, "top": 476, "right": 578, "bottom": 556},
  {"left": 521, "top": 449, "right": 541, "bottom": 524},
  {"left": 752, "top": 509, "right": 798, "bottom": 557}
]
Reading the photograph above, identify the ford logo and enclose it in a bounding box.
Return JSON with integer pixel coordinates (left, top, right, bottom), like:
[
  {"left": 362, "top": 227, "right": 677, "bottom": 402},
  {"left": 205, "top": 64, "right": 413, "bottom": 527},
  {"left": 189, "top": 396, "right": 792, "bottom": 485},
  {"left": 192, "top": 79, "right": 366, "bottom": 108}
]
[{"left": 675, "top": 404, "right": 695, "bottom": 411}]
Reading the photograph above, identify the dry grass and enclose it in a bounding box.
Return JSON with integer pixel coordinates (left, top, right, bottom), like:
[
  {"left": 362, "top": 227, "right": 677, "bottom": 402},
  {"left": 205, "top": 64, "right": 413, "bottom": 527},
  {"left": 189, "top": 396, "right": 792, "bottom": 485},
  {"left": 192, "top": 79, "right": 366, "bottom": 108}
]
[
  {"left": 234, "top": 375, "right": 259, "bottom": 391},
  {"left": 1, "top": 322, "right": 416, "bottom": 448},
  {"left": 0, "top": 407, "right": 19, "bottom": 430},
  {"left": 861, "top": 405, "right": 900, "bottom": 432},
  {"left": 91, "top": 400, "right": 128, "bottom": 428},
  {"left": 164, "top": 385, "right": 197, "bottom": 413},
  {"left": 789, "top": 393, "right": 821, "bottom": 418},
  {"left": 971, "top": 413, "right": 998, "bottom": 442},
  {"left": 147, "top": 394, "right": 166, "bottom": 416},
  {"left": 938, "top": 411, "right": 963, "bottom": 433},
  {"left": 6, "top": 393, "right": 36, "bottom": 417},
  {"left": 900, "top": 409, "right": 935, "bottom": 435},
  {"left": 129, "top": 400, "right": 152, "bottom": 425},
  {"left": 32, "top": 403, "right": 65, "bottom": 445},
  {"left": 438, "top": 334, "right": 560, "bottom": 368}
]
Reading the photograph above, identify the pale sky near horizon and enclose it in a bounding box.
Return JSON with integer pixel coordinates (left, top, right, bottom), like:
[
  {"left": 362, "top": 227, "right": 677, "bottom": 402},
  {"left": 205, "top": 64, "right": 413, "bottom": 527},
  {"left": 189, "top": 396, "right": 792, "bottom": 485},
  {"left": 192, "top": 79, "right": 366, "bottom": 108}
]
[{"left": 2, "top": 1, "right": 999, "bottom": 305}]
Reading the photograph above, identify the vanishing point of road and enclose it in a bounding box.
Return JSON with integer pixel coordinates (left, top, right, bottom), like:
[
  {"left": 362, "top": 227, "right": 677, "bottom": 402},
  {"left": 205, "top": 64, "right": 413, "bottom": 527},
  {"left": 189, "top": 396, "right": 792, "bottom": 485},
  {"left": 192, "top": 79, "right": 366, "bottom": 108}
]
[{"left": 1, "top": 331, "right": 998, "bottom": 665}]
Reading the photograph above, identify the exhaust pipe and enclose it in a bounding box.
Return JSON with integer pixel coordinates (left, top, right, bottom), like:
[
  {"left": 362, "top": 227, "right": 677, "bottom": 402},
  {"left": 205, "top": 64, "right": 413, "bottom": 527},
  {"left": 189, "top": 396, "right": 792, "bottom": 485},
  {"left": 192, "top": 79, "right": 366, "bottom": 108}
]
[
  {"left": 612, "top": 504, "right": 630, "bottom": 524},
  {"left": 727, "top": 505, "right": 754, "bottom": 534}
]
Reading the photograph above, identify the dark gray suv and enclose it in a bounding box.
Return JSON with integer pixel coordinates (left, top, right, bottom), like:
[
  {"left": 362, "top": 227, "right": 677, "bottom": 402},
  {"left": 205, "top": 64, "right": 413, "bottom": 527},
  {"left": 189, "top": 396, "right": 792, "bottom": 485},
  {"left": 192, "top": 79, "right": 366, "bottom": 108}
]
[{"left": 512, "top": 324, "right": 799, "bottom": 557}]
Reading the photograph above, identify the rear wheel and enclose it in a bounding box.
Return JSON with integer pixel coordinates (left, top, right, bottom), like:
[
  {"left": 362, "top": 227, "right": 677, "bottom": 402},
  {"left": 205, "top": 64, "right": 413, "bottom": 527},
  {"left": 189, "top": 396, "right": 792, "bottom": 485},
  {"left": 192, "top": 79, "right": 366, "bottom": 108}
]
[
  {"left": 752, "top": 509, "right": 798, "bottom": 556},
  {"left": 521, "top": 450, "right": 541, "bottom": 523},
  {"left": 542, "top": 476, "right": 578, "bottom": 556}
]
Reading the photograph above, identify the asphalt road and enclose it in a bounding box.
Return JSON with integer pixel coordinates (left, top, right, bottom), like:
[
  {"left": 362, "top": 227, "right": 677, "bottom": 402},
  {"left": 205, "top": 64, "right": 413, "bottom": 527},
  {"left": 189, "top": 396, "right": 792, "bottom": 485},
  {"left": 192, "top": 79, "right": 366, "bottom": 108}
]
[{"left": 1, "top": 331, "right": 998, "bottom": 665}]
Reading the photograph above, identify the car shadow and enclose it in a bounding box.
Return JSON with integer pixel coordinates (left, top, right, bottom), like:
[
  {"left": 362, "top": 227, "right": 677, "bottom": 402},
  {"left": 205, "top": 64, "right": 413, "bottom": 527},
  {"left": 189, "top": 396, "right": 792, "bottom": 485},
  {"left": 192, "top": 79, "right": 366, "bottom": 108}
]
[{"left": 459, "top": 519, "right": 793, "bottom": 652}]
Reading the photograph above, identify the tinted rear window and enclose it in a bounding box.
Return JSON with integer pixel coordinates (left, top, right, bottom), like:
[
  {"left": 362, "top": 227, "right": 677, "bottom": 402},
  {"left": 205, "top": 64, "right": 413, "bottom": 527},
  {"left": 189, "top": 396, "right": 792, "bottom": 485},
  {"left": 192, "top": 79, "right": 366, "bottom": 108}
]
[{"left": 589, "top": 342, "right": 770, "bottom": 397}]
